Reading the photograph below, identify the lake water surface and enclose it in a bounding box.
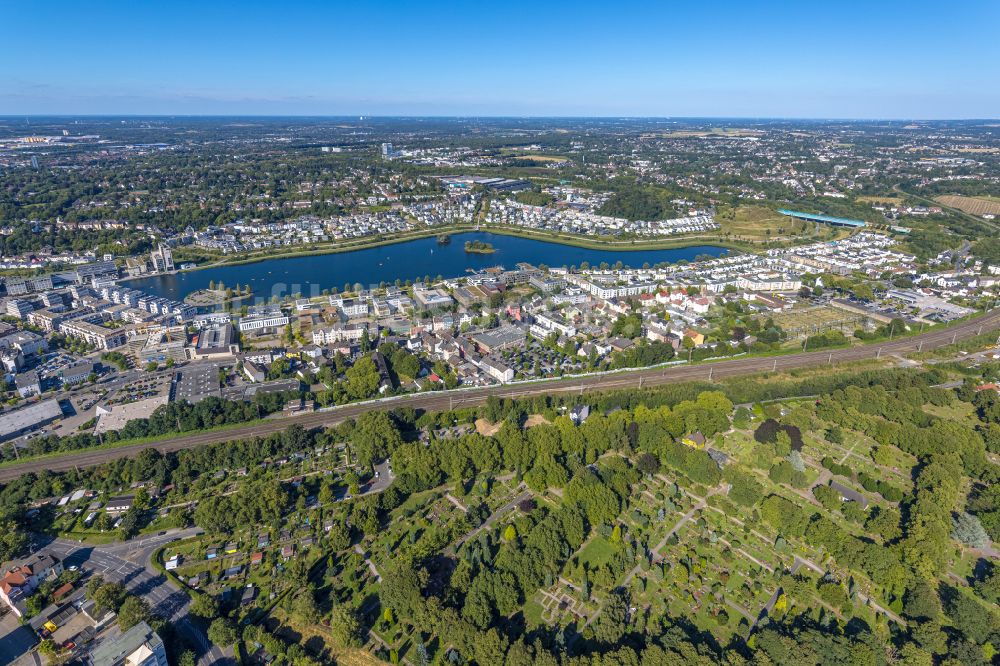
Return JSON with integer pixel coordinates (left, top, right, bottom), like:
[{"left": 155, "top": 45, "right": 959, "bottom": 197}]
[{"left": 128, "top": 232, "right": 729, "bottom": 301}]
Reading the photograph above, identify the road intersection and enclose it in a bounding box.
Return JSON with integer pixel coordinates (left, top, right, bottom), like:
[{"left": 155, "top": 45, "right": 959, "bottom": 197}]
[{"left": 34, "top": 528, "right": 230, "bottom": 666}]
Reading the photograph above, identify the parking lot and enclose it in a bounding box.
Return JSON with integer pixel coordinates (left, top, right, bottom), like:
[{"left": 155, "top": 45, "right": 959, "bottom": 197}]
[
  {"left": 103, "top": 373, "right": 172, "bottom": 406},
  {"left": 32, "top": 352, "right": 80, "bottom": 378},
  {"left": 498, "top": 338, "right": 586, "bottom": 377}
]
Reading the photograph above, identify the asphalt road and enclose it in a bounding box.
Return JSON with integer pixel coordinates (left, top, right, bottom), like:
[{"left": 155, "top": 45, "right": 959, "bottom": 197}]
[
  {"left": 35, "top": 529, "right": 230, "bottom": 666},
  {"left": 3, "top": 308, "right": 998, "bottom": 482}
]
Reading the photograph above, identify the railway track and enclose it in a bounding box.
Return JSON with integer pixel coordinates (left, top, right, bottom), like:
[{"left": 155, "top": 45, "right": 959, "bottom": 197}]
[{"left": 2, "top": 308, "right": 997, "bottom": 482}]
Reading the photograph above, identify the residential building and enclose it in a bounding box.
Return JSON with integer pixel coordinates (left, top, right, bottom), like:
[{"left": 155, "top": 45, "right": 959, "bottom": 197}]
[
  {"left": 0, "top": 330, "right": 47, "bottom": 356},
  {"left": 6, "top": 299, "right": 34, "bottom": 319},
  {"left": 26, "top": 308, "right": 63, "bottom": 332},
  {"left": 14, "top": 370, "right": 41, "bottom": 398},
  {"left": 0, "top": 553, "right": 63, "bottom": 617},
  {"left": 312, "top": 322, "right": 374, "bottom": 345},
  {"left": 4, "top": 275, "right": 54, "bottom": 296},
  {"left": 149, "top": 244, "right": 174, "bottom": 273},
  {"left": 239, "top": 307, "right": 289, "bottom": 334},
  {"left": 60, "top": 319, "right": 128, "bottom": 350},
  {"left": 478, "top": 356, "right": 514, "bottom": 383}
]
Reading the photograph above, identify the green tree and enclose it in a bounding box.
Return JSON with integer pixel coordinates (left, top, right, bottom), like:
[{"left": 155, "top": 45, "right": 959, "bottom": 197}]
[
  {"left": 903, "top": 581, "right": 941, "bottom": 621},
  {"left": 291, "top": 588, "right": 321, "bottom": 624},
  {"left": 91, "top": 582, "right": 127, "bottom": 615},
  {"left": 38, "top": 639, "right": 58, "bottom": 660},
  {"left": 330, "top": 604, "right": 361, "bottom": 647},
  {"left": 503, "top": 524, "right": 517, "bottom": 542},
  {"left": 117, "top": 596, "right": 152, "bottom": 630},
  {"left": 593, "top": 589, "right": 629, "bottom": 644},
  {"left": 190, "top": 593, "right": 219, "bottom": 619},
  {"left": 345, "top": 356, "right": 381, "bottom": 399},
  {"left": 207, "top": 618, "right": 238, "bottom": 647},
  {"left": 0, "top": 519, "right": 28, "bottom": 562}
]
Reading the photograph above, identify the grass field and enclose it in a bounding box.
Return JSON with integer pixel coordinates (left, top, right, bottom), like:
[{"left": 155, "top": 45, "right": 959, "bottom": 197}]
[
  {"left": 270, "top": 611, "right": 384, "bottom": 666},
  {"left": 717, "top": 205, "right": 826, "bottom": 242},
  {"left": 511, "top": 154, "right": 567, "bottom": 162},
  {"left": 577, "top": 536, "right": 619, "bottom": 569},
  {"left": 923, "top": 399, "right": 979, "bottom": 426},
  {"left": 935, "top": 195, "right": 1000, "bottom": 216},
  {"left": 500, "top": 149, "right": 568, "bottom": 162},
  {"left": 857, "top": 195, "right": 905, "bottom": 205}
]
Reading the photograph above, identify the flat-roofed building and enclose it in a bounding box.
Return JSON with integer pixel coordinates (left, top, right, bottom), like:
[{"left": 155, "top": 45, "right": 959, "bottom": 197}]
[
  {"left": 191, "top": 312, "right": 232, "bottom": 329},
  {"left": 74, "top": 260, "right": 118, "bottom": 285},
  {"left": 413, "top": 287, "right": 454, "bottom": 309},
  {"left": 88, "top": 620, "right": 167, "bottom": 666},
  {"left": 0, "top": 330, "right": 47, "bottom": 356},
  {"left": 471, "top": 325, "right": 526, "bottom": 354},
  {"left": 777, "top": 209, "right": 867, "bottom": 229},
  {"left": 95, "top": 396, "right": 169, "bottom": 434},
  {"left": 174, "top": 364, "right": 223, "bottom": 403},
  {"left": 39, "top": 290, "right": 68, "bottom": 309},
  {"left": 138, "top": 334, "right": 187, "bottom": 365},
  {"left": 0, "top": 399, "right": 62, "bottom": 442},
  {"left": 239, "top": 310, "right": 289, "bottom": 334},
  {"left": 190, "top": 323, "right": 238, "bottom": 360},
  {"left": 329, "top": 297, "right": 370, "bottom": 318},
  {"left": 4, "top": 275, "right": 54, "bottom": 296}
]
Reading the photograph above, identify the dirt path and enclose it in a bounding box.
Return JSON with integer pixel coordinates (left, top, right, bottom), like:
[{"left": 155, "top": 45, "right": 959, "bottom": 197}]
[
  {"left": 445, "top": 493, "right": 468, "bottom": 513},
  {"left": 354, "top": 544, "right": 381, "bottom": 582}
]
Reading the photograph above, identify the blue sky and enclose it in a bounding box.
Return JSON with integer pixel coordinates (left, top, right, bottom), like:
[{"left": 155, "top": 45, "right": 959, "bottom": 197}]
[{"left": 2, "top": 0, "right": 998, "bottom": 118}]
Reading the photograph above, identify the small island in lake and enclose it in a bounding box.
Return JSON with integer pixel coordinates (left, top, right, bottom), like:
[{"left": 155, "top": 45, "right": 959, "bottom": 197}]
[
  {"left": 437, "top": 233, "right": 451, "bottom": 245},
  {"left": 464, "top": 240, "right": 496, "bottom": 254}
]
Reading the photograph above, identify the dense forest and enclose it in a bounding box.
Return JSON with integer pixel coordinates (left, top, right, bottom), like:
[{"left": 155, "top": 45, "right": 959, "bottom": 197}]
[{"left": 2, "top": 361, "right": 999, "bottom": 664}]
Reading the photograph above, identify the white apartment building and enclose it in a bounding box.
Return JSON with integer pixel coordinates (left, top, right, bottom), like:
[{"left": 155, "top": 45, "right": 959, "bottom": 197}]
[
  {"left": 312, "top": 322, "right": 375, "bottom": 345},
  {"left": 238, "top": 312, "right": 290, "bottom": 333}
]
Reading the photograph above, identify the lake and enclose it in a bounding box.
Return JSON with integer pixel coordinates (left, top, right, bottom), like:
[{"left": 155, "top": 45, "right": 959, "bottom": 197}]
[{"left": 127, "top": 232, "right": 729, "bottom": 302}]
